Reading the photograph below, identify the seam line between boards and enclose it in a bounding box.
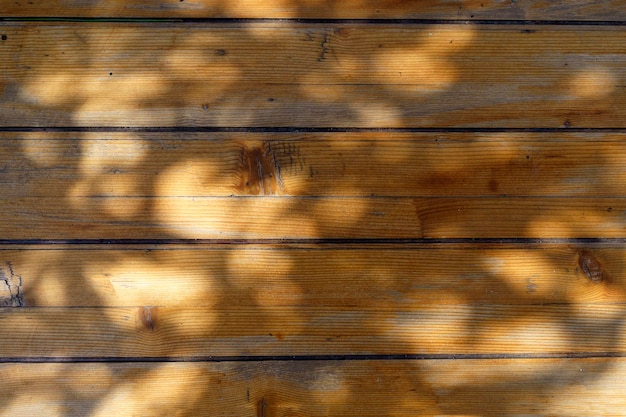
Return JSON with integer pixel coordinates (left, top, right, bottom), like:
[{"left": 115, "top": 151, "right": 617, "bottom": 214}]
[
  {"left": 1, "top": 238, "right": 626, "bottom": 246},
  {"left": 2, "top": 352, "right": 624, "bottom": 363},
  {"left": 2, "top": 18, "right": 626, "bottom": 26},
  {"left": 3, "top": 127, "right": 626, "bottom": 133}
]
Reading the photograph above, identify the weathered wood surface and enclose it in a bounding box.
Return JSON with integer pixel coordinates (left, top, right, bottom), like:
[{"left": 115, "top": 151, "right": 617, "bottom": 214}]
[
  {"left": 2, "top": 304, "right": 626, "bottom": 357},
  {"left": 0, "top": 246, "right": 619, "bottom": 307},
  {"left": 3, "top": 2, "right": 626, "bottom": 415},
  {"left": 2, "top": 0, "right": 626, "bottom": 20},
  {"left": 1, "top": 359, "right": 625, "bottom": 416},
  {"left": 2, "top": 131, "right": 626, "bottom": 197},
  {"left": 1, "top": 245, "right": 623, "bottom": 358},
  {"left": 0, "top": 130, "right": 624, "bottom": 240},
  {"left": 2, "top": 23, "right": 626, "bottom": 127},
  {"left": 1, "top": 196, "right": 624, "bottom": 239}
]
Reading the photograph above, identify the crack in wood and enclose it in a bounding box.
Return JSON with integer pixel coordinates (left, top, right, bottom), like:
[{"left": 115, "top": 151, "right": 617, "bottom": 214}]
[
  {"left": 256, "top": 156, "right": 265, "bottom": 194},
  {"left": 257, "top": 397, "right": 266, "bottom": 417},
  {"left": 0, "top": 261, "right": 24, "bottom": 307},
  {"left": 318, "top": 30, "right": 331, "bottom": 62},
  {"left": 267, "top": 141, "right": 284, "bottom": 190}
]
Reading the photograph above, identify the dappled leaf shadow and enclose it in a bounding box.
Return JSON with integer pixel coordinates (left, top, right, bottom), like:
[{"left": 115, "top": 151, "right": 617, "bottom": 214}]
[{"left": 1, "top": 1, "right": 626, "bottom": 415}]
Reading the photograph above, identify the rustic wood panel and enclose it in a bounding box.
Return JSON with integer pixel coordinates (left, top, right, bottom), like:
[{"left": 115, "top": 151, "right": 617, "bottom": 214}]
[
  {"left": 1, "top": 246, "right": 622, "bottom": 308},
  {"left": 0, "top": 303, "right": 625, "bottom": 357},
  {"left": 2, "top": 0, "right": 626, "bottom": 20},
  {"left": 0, "top": 358, "right": 624, "bottom": 416},
  {"left": 3, "top": 23, "right": 626, "bottom": 127},
  {"left": 2, "top": 131, "right": 626, "bottom": 197},
  {"left": 0, "top": 196, "right": 622, "bottom": 239},
  {"left": 3, "top": 2, "right": 625, "bottom": 414}
]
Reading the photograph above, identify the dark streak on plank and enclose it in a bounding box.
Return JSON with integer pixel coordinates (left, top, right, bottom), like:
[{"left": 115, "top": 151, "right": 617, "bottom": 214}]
[{"left": 1, "top": 352, "right": 624, "bottom": 363}]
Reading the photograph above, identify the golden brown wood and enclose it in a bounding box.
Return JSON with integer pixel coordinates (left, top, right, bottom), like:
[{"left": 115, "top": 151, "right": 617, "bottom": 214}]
[
  {"left": 3, "top": 23, "right": 626, "bottom": 127},
  {"left": 0, "top": 303, "right": 625, "bottom": 357},
  {"left": 2, "top": 3, "right": 625, "bottom": 415},
  {"left": 1, "top": 0, "right": 625, "bottom": 20},
  {"left": 2, "top": 131, "right": 626, "bottom": 197},
  {"left": 0, "top": 196, "right": 622, "bottom": 239},
  {"left": 1, "top": 359, "right": 624, "bottom": 416},
  {"left": 1, "top": 246, "right": 623, "bottom": 307}
]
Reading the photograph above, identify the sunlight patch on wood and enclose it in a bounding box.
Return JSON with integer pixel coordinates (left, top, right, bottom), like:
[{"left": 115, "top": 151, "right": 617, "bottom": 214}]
[
  {"left": 527, "top": 212, "right": 621, "bottom": 238},
  {"left": 481, "top": 252, "right": 558, "bottom": 299},
  {"left": 353, "top": 101, "right": 404, "bottom": 127},
  {"left": 89, "top": 366, "right": 205, "bottom": 417},
  {"left": 486, "top": 321, "right": 569, "bottom": 350},
  {"left": 156, "top": 158, "right": 223, "bottom": 196},
  {"left": 17, "top": 251, "right": 74, "bottom": 307},
  {"left": 568, "top": 65, "right": 617, "bottom": 98},
  {"left": 105, "top": 259, "right": 214, "bottom": 306},
  {"left": 0, "top": 395, "right": 63, "bottom": 417},
  {"left": 225, "top": 248, "right": 304, "bottom": 307},
  {"left": 372, "top": 27, "right": 475, "bottom": 88},
  {"left": 21, "top": 77, "right": 169, "bottom": 105},
  {"left": 153, "top": 197, "right": 340, "bottom": 239}
]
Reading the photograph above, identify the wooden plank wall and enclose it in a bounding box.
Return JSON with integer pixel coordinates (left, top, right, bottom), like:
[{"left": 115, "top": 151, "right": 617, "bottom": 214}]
[{"left": 2, "top": 1, "right": 626, "bottom": 415}]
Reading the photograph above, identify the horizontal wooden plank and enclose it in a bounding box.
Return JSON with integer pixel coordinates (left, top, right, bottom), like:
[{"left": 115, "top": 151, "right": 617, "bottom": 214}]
[
  {"left": 0, "top": 196, "right": 623, "bottom": 239},
  {"left": 2, "top": 23, "right": 626, "bottom": 127},
  {"left": 2, "top": 131, "right": 626, "bottom": 198},
  {"left": 1, "top": 304, "right": 626, "bottom": 356},
  {"left": 1, "top": 358, "right": 625, "bottom": 416},
  {"left": 2, "top": 0, "right": 625, "bottom": 20},
  {"left": 1, "top": 246, "right": 622, "bottom": 307}
]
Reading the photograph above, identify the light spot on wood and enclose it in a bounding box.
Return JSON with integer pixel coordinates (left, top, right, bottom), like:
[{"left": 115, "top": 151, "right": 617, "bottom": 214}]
[{"left": 569, "top": 65, "right": 617, "bottom": 98}]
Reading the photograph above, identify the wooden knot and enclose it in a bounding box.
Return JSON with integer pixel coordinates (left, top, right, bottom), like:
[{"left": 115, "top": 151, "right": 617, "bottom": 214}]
[
  {"left": 239, "top": 142, "right": 284, "bottom": 196},
  {"left": 139, "top": 306, "right": 158, "bottom": 332},
  {"left": 578, "top": 250, "right": 603, "bottom": 282}
]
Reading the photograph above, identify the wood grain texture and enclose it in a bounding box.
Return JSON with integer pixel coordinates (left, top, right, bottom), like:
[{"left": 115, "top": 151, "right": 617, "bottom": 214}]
[
  {"left": 0, "top": 246, "right": 622, "bottom": 307},
  {"left": 3, "top": 3, "right": 626, "bottom": 415},
  {"left": 2, "top": 131, "right": 626, "bottom": 197},
  {"left": 2, "top": 23, "right": 626, "bottom": 127},
  {"left": 1, "top": 303, "right": 625, "bottom": 357},
  {"left": 2, "top": 0, "right": 626, "bottom": 20},
  {"left": 0, "top": 196, "right": 622, "bottom": 239},
  {"left": 1, "top": 359, "right": 625, "bottom": 416}
]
